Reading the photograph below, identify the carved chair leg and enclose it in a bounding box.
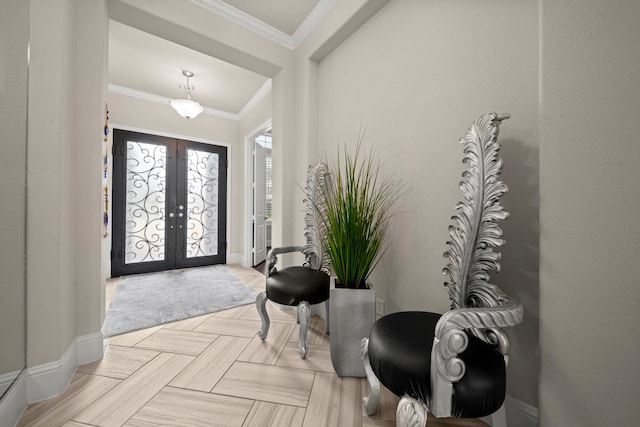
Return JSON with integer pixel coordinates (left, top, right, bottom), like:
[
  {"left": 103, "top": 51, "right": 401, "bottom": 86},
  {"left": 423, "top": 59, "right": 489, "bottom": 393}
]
[
  {"left": 297, "top": 301, "right": 311, "bottom": 358},
  {"left": 361, "top": 338, "right": 381, "bottom": 416},
  {"left": 396, "top": 395, "right": 428, "bottom": 427},
  {"left": 491, "top": 402, "right": 507, "bottom": 427},
  {"left": 324, "top": 299, "right": 330, "bottom": 334},
  {"left": 256, "top": 291, "right": 270, "bottom": 340}
]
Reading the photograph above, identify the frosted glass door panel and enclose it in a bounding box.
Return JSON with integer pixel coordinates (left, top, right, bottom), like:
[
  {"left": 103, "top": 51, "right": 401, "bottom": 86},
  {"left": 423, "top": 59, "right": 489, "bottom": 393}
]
[
  {"left": 124, "top": 141, "right": 166, "bottom": 264},
  {"left": 186, "top": 149, "right": 219, "bottom": 258}
]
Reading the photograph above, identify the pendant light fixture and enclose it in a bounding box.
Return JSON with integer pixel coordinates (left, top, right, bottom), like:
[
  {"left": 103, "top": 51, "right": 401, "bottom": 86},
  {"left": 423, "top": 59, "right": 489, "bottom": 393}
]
[{"left": 170, "top": 70, "right": 204, "bottom": 119}]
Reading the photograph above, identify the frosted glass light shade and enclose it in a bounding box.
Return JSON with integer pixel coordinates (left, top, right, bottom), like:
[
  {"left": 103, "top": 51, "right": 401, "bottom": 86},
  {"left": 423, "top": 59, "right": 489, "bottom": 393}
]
[{"left": 170, "top": 98, "right": 204, "bottom": 119}]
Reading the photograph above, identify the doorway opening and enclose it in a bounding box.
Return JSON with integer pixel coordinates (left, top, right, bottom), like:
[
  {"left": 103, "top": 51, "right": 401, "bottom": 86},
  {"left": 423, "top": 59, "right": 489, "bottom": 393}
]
[
  {"left": 111, "top": 129, "right": 228, "bottom": 277},
  {"left": 249, "top": 125, "right": 272, "bottom": 267}
]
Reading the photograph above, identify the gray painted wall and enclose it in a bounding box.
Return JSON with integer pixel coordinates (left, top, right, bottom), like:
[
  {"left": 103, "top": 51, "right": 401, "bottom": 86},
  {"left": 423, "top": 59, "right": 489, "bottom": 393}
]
[
  {"left": 316, "top": 0, "right": 540, "bottom": 408},
  {"left": 0, "top": 0, "right": 29, "bottom": 395},
  {"left": 539, "top": 0, "right": 640, "bottom": 425}
]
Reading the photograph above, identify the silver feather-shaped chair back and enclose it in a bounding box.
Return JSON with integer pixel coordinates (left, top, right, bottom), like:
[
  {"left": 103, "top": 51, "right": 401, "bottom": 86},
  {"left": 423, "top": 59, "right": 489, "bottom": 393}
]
[
  {"left": 302, "top": 163, "right": 331, "bottom": 274},
  {"left": 442, "top": 113, "right": 511, "bottom": 310},
  {"left": 361, "top": 113, "right": 523, "bottom": 424}
]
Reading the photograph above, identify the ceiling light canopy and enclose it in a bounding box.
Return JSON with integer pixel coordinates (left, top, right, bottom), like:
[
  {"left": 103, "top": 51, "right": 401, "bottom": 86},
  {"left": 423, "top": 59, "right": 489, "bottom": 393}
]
[{"left": 170, "top": 70, "right": 204, "bottom": 119}]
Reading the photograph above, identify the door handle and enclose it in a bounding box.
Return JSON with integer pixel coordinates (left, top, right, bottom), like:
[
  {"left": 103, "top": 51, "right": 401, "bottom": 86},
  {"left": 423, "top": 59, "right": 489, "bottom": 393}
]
[{"left": 168, "top": 205, "right": 184, "bottom": 220}]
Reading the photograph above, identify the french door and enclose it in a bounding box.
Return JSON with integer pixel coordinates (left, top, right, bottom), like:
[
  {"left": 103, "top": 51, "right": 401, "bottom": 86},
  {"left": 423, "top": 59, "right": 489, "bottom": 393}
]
[{"left": 111, "top": 130, "right": 227, "bottom": 277}]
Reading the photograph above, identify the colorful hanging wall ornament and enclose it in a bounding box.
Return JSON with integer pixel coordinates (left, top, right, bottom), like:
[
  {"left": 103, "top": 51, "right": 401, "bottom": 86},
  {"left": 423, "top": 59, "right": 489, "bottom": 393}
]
[
  {"left": 103, "top": 147, "right": 109, "bottom": 238},
  {"left": 104, "top": 151, "right": 109, "bottom": 179},
  {"left": 104, "top": 103, "right": 110, "bottom": 142},
  {"left": 104, "top": 186, "right": 109, "bottom": 238},
  {"left": 103, "top": 103, "right": 110, "bottom": 237}
]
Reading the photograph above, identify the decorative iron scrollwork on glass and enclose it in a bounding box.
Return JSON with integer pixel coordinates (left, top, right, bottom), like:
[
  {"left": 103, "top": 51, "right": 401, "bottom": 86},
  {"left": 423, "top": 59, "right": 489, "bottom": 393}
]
[
  {"left": 186, "top": 149, "right": 219, "bottom": 258},
  {"left": 124, "top": 141, "right": 167, "bottom": 264}
]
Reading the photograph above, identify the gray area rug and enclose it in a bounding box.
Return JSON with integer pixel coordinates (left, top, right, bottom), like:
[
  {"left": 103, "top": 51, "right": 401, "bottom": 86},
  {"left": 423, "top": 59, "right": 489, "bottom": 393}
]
[{"left": 103, "top": 265, "right": 257, "bottom": 337}]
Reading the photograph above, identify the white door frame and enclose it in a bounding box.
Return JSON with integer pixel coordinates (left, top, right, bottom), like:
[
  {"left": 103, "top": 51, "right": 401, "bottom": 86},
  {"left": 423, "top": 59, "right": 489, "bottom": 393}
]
[
  {"left": 244, "top": 119, "right": 271, "bottom": 268},
  {"left": 253, "top": 140, "right": 267, "bottom": 266}
]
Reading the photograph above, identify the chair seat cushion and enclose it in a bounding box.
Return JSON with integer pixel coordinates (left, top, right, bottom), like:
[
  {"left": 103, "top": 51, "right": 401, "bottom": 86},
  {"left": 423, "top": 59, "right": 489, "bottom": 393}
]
[
  {"left": 266, "top": 266, "right": 330, "bottom": 306},
  {"left": 367, "top": 311, "right": 506, "bottom": 418}
]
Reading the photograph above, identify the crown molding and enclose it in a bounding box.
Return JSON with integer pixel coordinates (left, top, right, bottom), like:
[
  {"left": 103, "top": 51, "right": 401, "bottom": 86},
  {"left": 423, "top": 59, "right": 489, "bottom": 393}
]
[
  {"left": 237, "top": 79, "right": 272, "bottom": 120},
  {"left": 108, "top": 84, "right": 240, "bottom": 121},
  {"left": 109, "top": 84, "right": 168, "bottom": 105},
  {"left": 190, "top": 0, "right": 294, "bottom": 48},
  {"left": 190, "top": 0, "right": 336, "bottom": 49},
  {"left": 108, "top": 82, "right": 272, "bottom": 122},
  {"left": 202, "top": 105, "right": 240, "bottom": 121},
  {"left": 292, "top": 0, "right": 337, "bottom": 47}
]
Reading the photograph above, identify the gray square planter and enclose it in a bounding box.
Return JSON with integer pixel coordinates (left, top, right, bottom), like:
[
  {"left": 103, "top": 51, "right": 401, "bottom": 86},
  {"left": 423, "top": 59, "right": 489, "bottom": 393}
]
[{"left": 329, "top": 281, "right": 376, "bottom": 377}]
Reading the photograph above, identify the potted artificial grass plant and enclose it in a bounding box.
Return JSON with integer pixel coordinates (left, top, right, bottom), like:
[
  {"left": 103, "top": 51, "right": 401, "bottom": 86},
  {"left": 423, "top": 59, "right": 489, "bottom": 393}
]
[{"left": 322, "top": 140, "right": 404, "bottom": 377}]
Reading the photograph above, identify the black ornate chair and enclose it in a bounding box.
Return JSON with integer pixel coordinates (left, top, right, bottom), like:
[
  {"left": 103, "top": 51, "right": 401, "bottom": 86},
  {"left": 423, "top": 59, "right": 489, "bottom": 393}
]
[
  {"left": 361, "top": 113, "right": 523, "bottom": 426},
  {"left": 256, "top": 163, "right": 331, "bottom": 359}
]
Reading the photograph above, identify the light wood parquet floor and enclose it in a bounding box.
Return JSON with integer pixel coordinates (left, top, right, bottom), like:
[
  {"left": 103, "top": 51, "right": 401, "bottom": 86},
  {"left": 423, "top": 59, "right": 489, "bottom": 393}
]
[{"left": 17, "top": 264, "right": 488, "bottom": 427}]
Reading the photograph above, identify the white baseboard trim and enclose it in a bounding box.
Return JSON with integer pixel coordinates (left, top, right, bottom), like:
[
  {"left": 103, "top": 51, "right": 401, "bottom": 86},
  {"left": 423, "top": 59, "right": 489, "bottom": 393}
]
[
  {"left": 505, "top": 395, "right": 538, "bottom": 427},
  {"left": 26, "top": 343, "right": 77, "bottom": 404},
  {"left": 0, "top": 371, "right": 27, "bottom": 427},
  {"left": 228, "top": 252, "right": 246, "bottom": 266},
  {"left": 0, "top": 331, "right": 105, "bottom": 426},
  {"left": 481, "top": 395, "right": 539, "bottom": 427},
  {"left": 76, "top": 332, "right": 104, "bottom": 366},
  {"left": 0, "top": 370, "right": 22, "bottom": 398}
]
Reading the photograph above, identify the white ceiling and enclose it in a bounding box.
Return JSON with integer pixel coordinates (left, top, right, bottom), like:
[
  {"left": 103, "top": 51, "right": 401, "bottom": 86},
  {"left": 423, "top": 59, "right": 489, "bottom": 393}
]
[
  {"left": 221, "top": 0, "right": 320, "bottom": 36},
  {"left": 108, "top": 0, "right": 325, "bottom": 119}
]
